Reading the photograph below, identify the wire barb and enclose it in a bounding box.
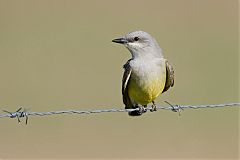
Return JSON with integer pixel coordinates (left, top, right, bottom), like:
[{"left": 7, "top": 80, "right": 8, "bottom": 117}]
[
  {"left": 0, "top": 102, "right": 239, "bottom": 124},
  {"left": 2, "top": 107, "right": 28, "bottom": 124},
  {"left": 164, "top": 101, "right": 183, "bottom": 116}
]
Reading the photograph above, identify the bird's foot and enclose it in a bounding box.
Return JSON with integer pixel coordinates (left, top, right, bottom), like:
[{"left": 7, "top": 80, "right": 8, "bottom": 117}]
[
  {"left": 137, "top": 105, "right": 147, "bottom": 115},
  {"left": 150, "top": 101, "right": 157, "bottom": 112},
  {"left": 128, "top": 105, "right": 147, "bottom": 116}
]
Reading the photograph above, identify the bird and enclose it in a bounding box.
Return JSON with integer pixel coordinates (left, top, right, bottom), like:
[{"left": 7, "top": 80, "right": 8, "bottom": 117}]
[{"left": 112, "top": 30, "right": 174, "bottom": 116}]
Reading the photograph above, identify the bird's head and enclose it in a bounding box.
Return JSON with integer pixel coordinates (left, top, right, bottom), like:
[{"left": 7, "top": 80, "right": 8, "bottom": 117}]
[{"left": 112, "top": 30, "right": 163, "bottom": 58}]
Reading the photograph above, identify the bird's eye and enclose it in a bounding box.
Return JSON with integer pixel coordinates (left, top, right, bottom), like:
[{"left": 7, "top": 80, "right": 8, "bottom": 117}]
[{"left": 134, "top": 37, "right": 139, "bottom": 41}]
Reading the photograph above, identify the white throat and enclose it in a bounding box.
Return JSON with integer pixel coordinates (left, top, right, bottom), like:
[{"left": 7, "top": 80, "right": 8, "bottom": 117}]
[{"left": 127, "top": 46, "right": 164, "bottom": 60}]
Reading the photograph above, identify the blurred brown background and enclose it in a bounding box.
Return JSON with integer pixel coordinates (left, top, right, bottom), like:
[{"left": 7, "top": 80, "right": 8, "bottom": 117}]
[{"left": 0, "top": 0, "right": 238, "bottom": 159}]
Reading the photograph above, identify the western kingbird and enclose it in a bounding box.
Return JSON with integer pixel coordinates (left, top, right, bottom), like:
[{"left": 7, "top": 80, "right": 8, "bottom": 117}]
[{"left": 112, "top": 30, "right": 174, "bottom": 116}]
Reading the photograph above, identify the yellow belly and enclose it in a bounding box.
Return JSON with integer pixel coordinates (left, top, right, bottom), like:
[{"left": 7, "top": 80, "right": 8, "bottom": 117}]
[{"left": 128, "top": 75, "right": 166, "bottom": 105}]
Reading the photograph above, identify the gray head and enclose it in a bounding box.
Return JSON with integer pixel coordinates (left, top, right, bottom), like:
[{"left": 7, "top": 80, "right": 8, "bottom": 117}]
[{"left": 112, "top": 30, "right": 163, "bottom": 58}]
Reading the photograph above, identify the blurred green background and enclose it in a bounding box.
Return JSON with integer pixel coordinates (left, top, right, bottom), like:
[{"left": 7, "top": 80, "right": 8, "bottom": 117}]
[{"left": 0, "top": 0, "right": 238, "bottom": 159}]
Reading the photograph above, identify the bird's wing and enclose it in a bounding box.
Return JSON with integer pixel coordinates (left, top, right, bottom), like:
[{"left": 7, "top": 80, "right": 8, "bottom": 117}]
[
  {"left": 162, "top": 60, "right": 174, "bottom": 93},
  {"left": 122, "top": 59, "right": 133, "bottom": 109}
]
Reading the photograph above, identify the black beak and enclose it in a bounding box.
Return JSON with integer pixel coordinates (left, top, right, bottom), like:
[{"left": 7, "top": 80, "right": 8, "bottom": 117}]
[{"left": 112, "top": 37, "right": 128, "bottom": 44}]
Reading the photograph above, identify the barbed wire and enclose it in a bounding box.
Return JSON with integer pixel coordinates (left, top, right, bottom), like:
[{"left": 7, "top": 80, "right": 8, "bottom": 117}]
[{"left": 0, "top": 102, "right": 239, "bottom": 124}]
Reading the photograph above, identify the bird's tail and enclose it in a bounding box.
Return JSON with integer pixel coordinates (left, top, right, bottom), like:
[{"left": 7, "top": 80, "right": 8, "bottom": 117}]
[{"left": 128, "top": 110, "right": 143, "bottom": 116}]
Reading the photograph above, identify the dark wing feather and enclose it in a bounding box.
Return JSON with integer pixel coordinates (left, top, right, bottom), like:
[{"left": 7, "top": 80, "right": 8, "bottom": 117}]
[
  {"left": 122, "top": 59, "right": 133, "bottom": 109},
  {"left": 162, "top": 60, "right": 174, "bottom": 93}
]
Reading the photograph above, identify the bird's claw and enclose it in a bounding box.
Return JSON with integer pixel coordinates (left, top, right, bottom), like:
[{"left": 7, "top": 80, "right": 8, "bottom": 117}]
[
  {"left": 150, "top": 101, "right": 157, "bottom": 112},
  {"left": 138, "top": 106, "right": 147, "bottom": 115}
]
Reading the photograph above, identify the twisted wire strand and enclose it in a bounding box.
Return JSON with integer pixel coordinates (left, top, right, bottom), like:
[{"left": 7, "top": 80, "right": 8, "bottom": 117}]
[{"left": 0, "top": 103, "right": 239, "bottom": 124}]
